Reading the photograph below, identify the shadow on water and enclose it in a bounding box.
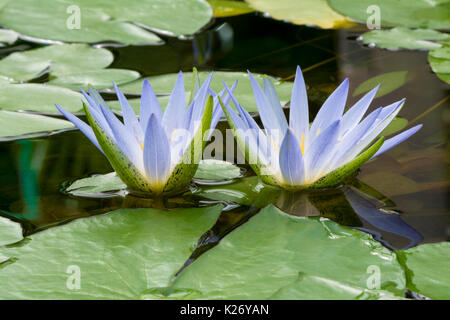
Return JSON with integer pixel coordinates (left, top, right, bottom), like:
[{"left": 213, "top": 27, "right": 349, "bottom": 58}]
[{"left": 0, "top": 14, "right": 447, "bottom": 255}]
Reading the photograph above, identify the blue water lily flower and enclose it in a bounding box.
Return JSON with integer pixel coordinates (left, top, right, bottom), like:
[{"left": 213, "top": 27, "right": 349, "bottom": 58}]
[
  {"left": 56, "top": 72, "right": 232, "bottom": 195},
  {"left": 220, "top": 66, "right": 422, "bottom": 191}
]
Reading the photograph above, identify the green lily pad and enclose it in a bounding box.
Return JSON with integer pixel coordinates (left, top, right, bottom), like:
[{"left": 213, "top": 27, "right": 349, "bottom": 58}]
[
  {"left": 193, "top": 176, "right": 281, "bottom": 207},
  {"left": 193, "top": 159, "right": 242, "bottom": 180},
  {"left": 0, "top": 110, "right": 74, "bottom": 139},
  {"left": 48, "top": 69, "right": 140, "bottom": 90},
  {"left": 398, "top": 242, "right": 450, "bottom": 300},
  {"left": 65, "top": 160, "right": 242, "bottom": 197},
  {"left": 428, "top": 42, "right": 450, "bottom": 84},
  {"left": 328, "top": 0, "right": 450, "bottom": 29},
  {"left": 0, "top": 29, "right": 17, "bottom": 45},
  {"left": 0, "top": 44, "right": 113, "bottom": 82},
  {"left": 353, "top": 71, "right": 408, "bottom": 98},
  {"left": 0, "top": 216, "right": 22, "bottom": 246},
  {"left": 207, "top": 0, "right": 254, "bottom": 17},
  {"left": 0, "top": 205, "right": 222, "bottom": 299},
  {"left": 360, "top": 27, "right": 449, "bottom": 50},
  {"left": 0, "top": 0, "right": 213, "bottom": 44},
  {"left": 119, "top": 71, "right": 293, "bottom": 112},
  {"left": 245, "top": 0, "right": 352, "bottom": 29},
  {"left": 0, "top": 44, "right": 140, "bottom": 89},
  {"left": 0, "top": 84, "right": 83, "bottom": 114},
  {"left": 270, "top": 274, "right": 406, "bottom": 300},
  {"left": 168, "top": 205, "right": 406, "bottom": 299}
]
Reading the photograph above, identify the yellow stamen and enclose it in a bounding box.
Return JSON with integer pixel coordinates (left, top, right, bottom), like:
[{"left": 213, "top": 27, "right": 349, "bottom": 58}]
[
  {"left": 300, "top": 133, "right": 305, "bottom": 155},
  {"left": 140, "top": 143, "right": 144, "bottom": 150}
]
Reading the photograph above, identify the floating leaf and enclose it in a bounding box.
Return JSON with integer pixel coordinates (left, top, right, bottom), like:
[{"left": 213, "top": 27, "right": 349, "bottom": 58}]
[
  {"left": 0, "top": 29, "right": 17, "bottom": 45},
  {"left": 0, "top": 0, "right": 213, "bottom": 44},
  {"left": 193, "top": 176, "right": 281, "bottom": 207},
  {"left": 353, "top": 71, "right": 408, "bottom": 98},
  {"left": 0, "top": 205, "right": 222, "bottom": 299},
  {"left": 0, "top": 216, "right": 22, "bottom": 246},
  {"left": 0, "top": 84, "right": 83, "bottom": 114},
  {"left": 193, "top": 159, "right": 242, "bottom": 180},
  {"left": 245, "top": 0, "right": 352, "bottom": 29},
  {"left": 48, "top": 69, "right": 140, "bottom": 90},
  {"left": 360, "top": 27, "right": 449, "bottom": 50},
  {"left": 207, "top": 0, "right": 254, "bottom": 17},
  {"left": 428, "top": 42, "right": 450, "bottom": 84},
  {"left": 169, "top": 205, "right": 406, "bottom": 299},
  {"left": 398, "top": 242, "right": 450, "bottom": 299},
  {"left": 120, "top": 71, "right": 293, "bottom": 112},
  {"left": 0, "top": 44, "right": 113, "bottom": 82},
  {"left": 65, "top": 160, "right": 242, "bottom": 197},
  {"left": 0, "top": 44, "right": 140, "bottom": 89},
  {"left": 328, "top": 0, "right": 450, "bottom": 29},
  {"left": 0, "top": 110, "right": 74, "bottom": 139}
]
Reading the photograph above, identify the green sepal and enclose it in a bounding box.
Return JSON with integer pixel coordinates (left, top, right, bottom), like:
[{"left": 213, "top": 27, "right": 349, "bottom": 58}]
[
  {"left": 307, "top": 137, "right": 385, "bottom": 190},
  {"left": 219, "top": 97, "right": 280, "bottom": 186},
  {"left": 83, "top": 102, "right": 153, "bottom": 194},
  {"left": 163, "top": 95, "right": 213, "bottom": 195}
]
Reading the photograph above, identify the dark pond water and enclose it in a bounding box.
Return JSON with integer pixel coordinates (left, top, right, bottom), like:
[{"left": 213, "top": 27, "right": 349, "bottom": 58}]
[{"left": 0, "top": 14, "right": 448, "bottom": 253}]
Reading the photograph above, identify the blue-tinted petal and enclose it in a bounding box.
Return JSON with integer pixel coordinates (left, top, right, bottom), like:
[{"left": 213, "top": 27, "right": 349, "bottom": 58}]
[
  {"left": 279, "top": 129, "right": 305, "bottom": 185},
  {"left": 140, "top": 79, "right": 162, "bottom": 131},
  {"left": 305, "top": 120, "right": 341, "bottom": 181},
  {"left": 371, "top": 124, "right": 422, "bottom": 159},
  {"left": 263, "top": 77, "right": 288, "bottom": 129},
  {"left": 99, "top": 104, "right": 144, "bottom": 173},
  {"left": 112, "top": 81, "right": 143, "bottom": 143},
  {"left": 289, "top": 66, "right": 309, "bottom": 142},
  {"left": 55, "top": 104, "right": 102, "bottom": 152},
  {"left": 162, "top": 71, "right": 186, "bottom": 138},
  {"left": 343, "top": 99, "right": 405, "bottom": 163},
  {"left": 248, "top": 71, "right": 287, "bottom": 138},
  {"left": 143, "top": 114, "right": 171, "bottom": 189},
  {"left": 309, "top": 78, "right": 348, "bottom": 140},
  {"left": 340, "top": 84, "right": 379, "bottom": 135},
  {"left": 190, "top": 72, "right": 213, "bottom": 126}
]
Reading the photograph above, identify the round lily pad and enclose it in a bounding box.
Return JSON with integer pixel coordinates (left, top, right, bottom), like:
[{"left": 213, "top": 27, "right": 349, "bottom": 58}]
[
  {"left": 428, "top": 42, "right": 450, "bottom": 84},
  {"left": 0, "top": 0, "right": 213, "bottom": 44},
  {"left": 360, "top": 27, "right": 449, "bottom": 50},
  {"left": 328, "top": 0, "right": 450, "bottom": 29},
  {"left": 245, "top": 0, "right": 352, "bottom": 29},
  {"left": 0, "top": 84, "right": 83, "bottom": 114},
  {"left": 0, "top": 110, "right": 74, "bottom": 140},
  {"left": 48, "top": 69, "right": 140, "bottom": 90},
  {"left": 353, "top": 71, "right": 408, "bottom": 98}
]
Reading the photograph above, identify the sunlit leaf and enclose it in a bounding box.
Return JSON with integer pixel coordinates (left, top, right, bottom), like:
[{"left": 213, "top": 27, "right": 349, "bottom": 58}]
[
  {"left": 207, "top": 0, "right": 254, "bottom": 17},
  {"left": 360, "top": 27, "right": 449, "bottom": 50},
  {"left": 0, "top": 84, "right": 83, "bottom": 114},
  {"left": 0, "top": 29, "right": 17, "bottom": 45},
  {"left": 398, "top": 242, "right": 450, "bottom": 299},
  {"left": 245, "top": 0, "right": 352, "bottom": 29},
  {"left": 328, "top": 0, "right": 450, "bottom": 29},
  {"left": 0, "top": 205, "right": 222, "bottom": 299},
  {"left": 0, "top": 110, "right": 74, "bottom": 139},
  {"left": 168, "top": 205, "right": 406, "bottom": 299},
  {"left": 353, "top": 71, "right": 408, "bottom": 98},
  {"left": 428, "top": 42, "right": 450, "bottom": 84},
  {"left": 48, "top": 69, "right": 140, "bottom": 90},
  {"left": 0, "top": 0, "right": 213, "bottom": 44},
  {"left": 0, "top": 216, "right": 22, "bottom": 246},
  {"left": 193, "top": 159, "right": 242, "bottom": 180}
]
